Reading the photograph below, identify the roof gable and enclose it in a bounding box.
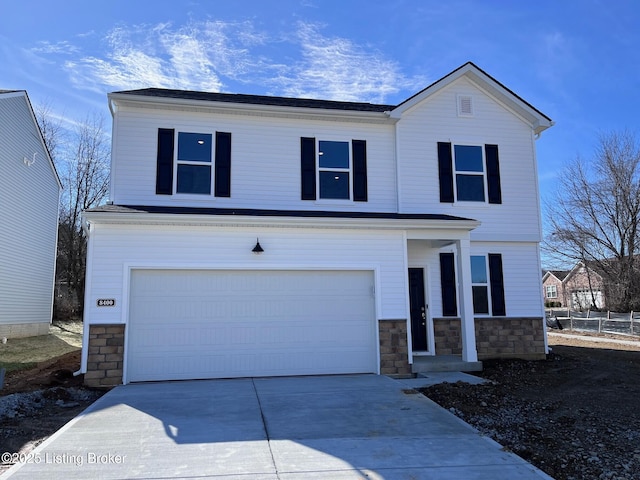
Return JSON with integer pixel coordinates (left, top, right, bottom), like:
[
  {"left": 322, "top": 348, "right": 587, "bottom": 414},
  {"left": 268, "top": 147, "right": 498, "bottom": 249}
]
[
  {"left": 389, "top": 62, "right": 553, "bottom": 135},
  {"left": 542, "top": 270, "right": 570, "bottom": 283}
]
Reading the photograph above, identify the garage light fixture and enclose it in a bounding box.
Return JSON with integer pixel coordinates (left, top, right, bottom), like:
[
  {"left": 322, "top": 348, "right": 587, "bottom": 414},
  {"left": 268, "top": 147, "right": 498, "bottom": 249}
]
[{"left": 252, "top": 238, "right": 264, "bottom": 254}]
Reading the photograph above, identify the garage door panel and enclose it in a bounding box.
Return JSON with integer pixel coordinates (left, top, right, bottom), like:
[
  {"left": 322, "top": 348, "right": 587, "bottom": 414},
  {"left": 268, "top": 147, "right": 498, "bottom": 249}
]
[{"left": 127, "top": 270, "right": 376, "bottom": 382}]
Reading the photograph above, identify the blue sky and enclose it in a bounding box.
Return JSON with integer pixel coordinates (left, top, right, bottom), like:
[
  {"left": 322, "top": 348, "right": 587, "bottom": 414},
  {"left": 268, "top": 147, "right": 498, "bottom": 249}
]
[{"left": 2, "top": 0, "right": 639, "bottom": 262}]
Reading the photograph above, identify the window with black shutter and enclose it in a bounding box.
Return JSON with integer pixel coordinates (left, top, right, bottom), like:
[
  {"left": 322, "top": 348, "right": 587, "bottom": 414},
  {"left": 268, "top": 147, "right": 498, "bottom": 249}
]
[
  {"left": 156, "top": 128, "right": 175, "bottom": 195},
  {"left": 301, "top": 137, "right": 368, "bottom": 202},
  {"left": 440, "top": 252, "right": 458, "bottom": 316},
  {"left": 352, "top": 140, "right": 368, "bottom": 202},
  {"left": 214, "top": 132, "right": 232, "bottom": 197},
  {"left": 488, "top": 253, "right": 506, "bottom": 316},
  {"left": 438, "top": 142, "right": 502, "bottom": 204},
  {"left": 301, "top": 137, "right": 316, "bottom": 200}
]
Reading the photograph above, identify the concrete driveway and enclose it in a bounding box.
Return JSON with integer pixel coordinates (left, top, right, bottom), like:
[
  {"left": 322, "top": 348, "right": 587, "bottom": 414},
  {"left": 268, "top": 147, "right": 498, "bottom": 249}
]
[{"left": 2, "top": 375, "right": 552, "bottom": 479}]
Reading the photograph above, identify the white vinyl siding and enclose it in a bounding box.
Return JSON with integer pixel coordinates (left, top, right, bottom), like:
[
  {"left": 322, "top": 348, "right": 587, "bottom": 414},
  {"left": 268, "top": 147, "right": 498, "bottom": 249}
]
[
  {"left": 396, "top": 77, "right": 542, "bottom": 242},
  {"left": 84, "top": 223, "right": 408, "bottom": 326},
  {"left": 127, "top": 269, "right": 376, "bottom": 381},
  {"left": 408, "top": 241, "right": 543, "bottom": 319},
  {"left": 110, "top": 106, "right": 397, "bottom": 212},
  {"left": 0, "top": 93, "right": 60, "bottom": 329}
]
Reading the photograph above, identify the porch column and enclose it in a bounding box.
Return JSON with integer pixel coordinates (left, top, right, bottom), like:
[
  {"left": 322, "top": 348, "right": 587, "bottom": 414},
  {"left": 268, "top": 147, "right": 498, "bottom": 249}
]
[{"left": 456, "top": 238, "right": 478, "bottom": 362}]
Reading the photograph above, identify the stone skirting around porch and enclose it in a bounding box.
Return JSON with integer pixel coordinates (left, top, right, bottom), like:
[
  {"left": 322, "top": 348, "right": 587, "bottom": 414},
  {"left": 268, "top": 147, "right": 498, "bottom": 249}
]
[
  {"left": 379, "top": 319, "right": 411, "bottom": 376},
  {"left": 475, "top": 317, "right": 546, "bottom": 360},
  {"left": 84, "top": 324, "right": 125, "bottom": 388},
  {"left": 432, "top": 316, "right": 546, "bottom": 360},
  {"left": 433, "top": 318, "right": 463, "bottom": 355}
]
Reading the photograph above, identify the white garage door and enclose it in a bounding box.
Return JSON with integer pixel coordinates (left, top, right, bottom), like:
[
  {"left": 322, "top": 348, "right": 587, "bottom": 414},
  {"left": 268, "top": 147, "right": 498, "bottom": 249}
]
[{"left": 127, "top": 269, "right": 377, "bottom": 382}]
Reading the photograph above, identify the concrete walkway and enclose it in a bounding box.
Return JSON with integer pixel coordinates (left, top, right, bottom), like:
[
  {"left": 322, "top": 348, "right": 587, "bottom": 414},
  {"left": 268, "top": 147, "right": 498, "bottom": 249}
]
[{"left": 2, "top": 374, "right": 552, "bottom": 479}]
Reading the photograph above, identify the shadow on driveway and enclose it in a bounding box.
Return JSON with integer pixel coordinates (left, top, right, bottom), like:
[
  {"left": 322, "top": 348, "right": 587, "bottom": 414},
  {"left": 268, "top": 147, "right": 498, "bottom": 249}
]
[{"left": 1, "top": 375, "right": 552, "bottom": 479}]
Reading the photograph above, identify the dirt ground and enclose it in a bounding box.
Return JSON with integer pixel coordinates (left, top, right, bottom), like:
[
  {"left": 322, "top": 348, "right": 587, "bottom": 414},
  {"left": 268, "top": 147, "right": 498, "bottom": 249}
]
[
  {"left": 0, "top": 325, "right": 105, "bottom": 475},
  {"left": 2, "top": 331, "right": 640, "bottom": 478},
  {"left": 422, "top": 332, "right": 640, "bottom": 480}
]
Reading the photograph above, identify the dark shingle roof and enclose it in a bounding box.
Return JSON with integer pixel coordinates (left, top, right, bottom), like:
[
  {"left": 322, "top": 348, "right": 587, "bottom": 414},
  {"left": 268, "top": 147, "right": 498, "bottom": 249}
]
[
  {"left": 548, "top": 270, "right": 570, "bottom": 281},
  {"left": 87, "top": 204, "right": 476, "bottom": 222},
  {"left": 113, "top": 88, "right": 395, "bottom": 113}
]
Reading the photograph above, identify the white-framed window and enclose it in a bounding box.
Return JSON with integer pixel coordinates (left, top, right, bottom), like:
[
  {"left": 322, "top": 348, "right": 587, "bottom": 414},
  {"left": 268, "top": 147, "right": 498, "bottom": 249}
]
[
  {"left": 545, "top": 285, "right": 558, "bottom": 299},
  {"left": 176, "top": 132, "right": 212, "bottom": 194},
  {"left": 318, "top": 140, "right": 351, "bottom": 200},
  {"left": 471, "top": 255, "right": 490, "bottom": 314},
  {"left": 454, "top": 144, "right": 486, "bottom": 202}
]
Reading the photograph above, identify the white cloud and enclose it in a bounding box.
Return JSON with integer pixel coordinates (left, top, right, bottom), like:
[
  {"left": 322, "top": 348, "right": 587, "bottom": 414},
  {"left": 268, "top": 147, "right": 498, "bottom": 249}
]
[
  {"left": 64, "top": 21, "right": 263, "bottom": 92},
  {"left": 31, "top": 40, "right": 79, "bottom": 55},
  {"left": 54, "top": 20, "right": 424, "bottom": 103},
  {"left": 271, "top": 22, "right": 426, "bottom": 103}
]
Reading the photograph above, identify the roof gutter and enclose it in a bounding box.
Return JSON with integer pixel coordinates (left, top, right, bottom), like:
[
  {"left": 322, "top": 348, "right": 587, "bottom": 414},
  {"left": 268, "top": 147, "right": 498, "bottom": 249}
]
[
  {"left": 108, "top": 93, "right": 398, "bottom": 124},
  {"left": 82, "top": 209, "right": 481, "bottom": 232}
]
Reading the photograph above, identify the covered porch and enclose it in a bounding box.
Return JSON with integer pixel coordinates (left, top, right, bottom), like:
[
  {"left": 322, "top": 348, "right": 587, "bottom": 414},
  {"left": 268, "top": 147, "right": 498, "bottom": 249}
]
[{"left": 405, "top": 230, "right": 481, "bottom": 373}]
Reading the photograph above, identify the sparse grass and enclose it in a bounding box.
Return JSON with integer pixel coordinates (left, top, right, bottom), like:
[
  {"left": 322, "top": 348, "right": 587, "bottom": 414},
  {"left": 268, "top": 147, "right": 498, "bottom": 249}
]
[
  {"left": 0, "top": 320, "right": 82, "bottom": 373},
  {"left": 0, "top": 361, "right": 37, "bottom": 373}
]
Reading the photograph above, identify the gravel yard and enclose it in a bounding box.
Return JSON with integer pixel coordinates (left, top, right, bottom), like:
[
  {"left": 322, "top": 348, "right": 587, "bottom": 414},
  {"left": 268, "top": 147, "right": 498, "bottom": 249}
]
[{"left": 421, "top": 332, "right": 640, "bottom": 480}]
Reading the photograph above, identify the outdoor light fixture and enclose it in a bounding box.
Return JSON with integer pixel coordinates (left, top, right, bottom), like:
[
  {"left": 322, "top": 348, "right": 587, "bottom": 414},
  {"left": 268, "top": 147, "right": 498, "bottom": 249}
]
[
  {"left": 252, "top": 238, "right": 264, "bottom": 254},
  {"left": 23, "top": 153, "right": 36, "bottom": 166}
]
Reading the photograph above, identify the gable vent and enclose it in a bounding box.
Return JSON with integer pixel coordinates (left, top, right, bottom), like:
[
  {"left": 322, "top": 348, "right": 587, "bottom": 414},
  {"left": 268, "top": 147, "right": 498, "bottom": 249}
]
[{"left": 457, "top": 95, "right": 473, "bottom": 116}]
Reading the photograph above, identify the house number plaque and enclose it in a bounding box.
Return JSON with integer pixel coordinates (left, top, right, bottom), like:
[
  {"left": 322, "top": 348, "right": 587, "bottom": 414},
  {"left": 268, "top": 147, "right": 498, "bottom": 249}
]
[{"left": 97, "top": 299, "right": 116, "bottom": 307}]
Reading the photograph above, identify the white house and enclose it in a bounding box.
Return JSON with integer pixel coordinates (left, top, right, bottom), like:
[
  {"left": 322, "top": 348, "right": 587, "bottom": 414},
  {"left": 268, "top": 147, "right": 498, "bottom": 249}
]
[
  {"left": 81, "top": 62, "right": 553, "bottom": 387},
  {"left": 0, "top": 90, "right": 61, "bottom": 338}
]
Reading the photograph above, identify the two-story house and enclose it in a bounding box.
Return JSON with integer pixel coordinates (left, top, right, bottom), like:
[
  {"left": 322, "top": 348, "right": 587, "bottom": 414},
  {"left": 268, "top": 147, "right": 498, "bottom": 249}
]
[
  {"left": 0, "top": 90, "right": 61, "bottom": 339},
  {"left": 81, "top": 62, "right": 553, "bottom": 387}
]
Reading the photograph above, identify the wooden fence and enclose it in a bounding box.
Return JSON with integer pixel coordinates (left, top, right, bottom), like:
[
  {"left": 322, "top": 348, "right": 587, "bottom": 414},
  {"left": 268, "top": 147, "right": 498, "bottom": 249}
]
[{"left": 545, "top": 309, "right": 640, "bottom": 336}]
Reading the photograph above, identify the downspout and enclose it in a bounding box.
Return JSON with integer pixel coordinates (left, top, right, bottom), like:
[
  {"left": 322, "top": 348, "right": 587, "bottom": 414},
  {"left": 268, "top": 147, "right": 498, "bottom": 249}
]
[
  {"left": 532, "top": 129, "right": 549, "bottom": 354},
  {"left": 74, "top": 217, "right": 92, "bottom": 377}
]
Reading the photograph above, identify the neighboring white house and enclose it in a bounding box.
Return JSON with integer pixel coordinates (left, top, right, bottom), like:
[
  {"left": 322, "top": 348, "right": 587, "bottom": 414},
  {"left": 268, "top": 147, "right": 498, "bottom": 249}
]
[
  {"left": 0, "top": 90, "right": 61, "bottom": 338},
  {"left": 81, "top": 62, "right": 553, "bottom": 387}
]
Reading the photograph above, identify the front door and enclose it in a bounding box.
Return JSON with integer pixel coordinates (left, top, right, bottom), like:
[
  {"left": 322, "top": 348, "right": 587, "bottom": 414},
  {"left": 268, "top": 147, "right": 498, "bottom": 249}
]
[{"left": 408, "top": 268, "right": 428, "bottom": 351}]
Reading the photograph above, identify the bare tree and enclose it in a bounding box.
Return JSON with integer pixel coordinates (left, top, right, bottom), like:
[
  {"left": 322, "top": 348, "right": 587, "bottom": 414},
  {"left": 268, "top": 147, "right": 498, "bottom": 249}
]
[
  {"left": 544, "top": 131, "right": 640, "bottom": 311},
  {"left": 34, "top": 100, "right": 64, "bottom": 162},
  {"left": 37, "top": 108, "right": 110, "bottom": 318}
]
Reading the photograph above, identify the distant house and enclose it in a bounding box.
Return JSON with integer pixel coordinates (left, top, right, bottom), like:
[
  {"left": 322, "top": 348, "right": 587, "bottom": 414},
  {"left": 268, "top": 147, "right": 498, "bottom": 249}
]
[
  {"left": 542, "top": 262, "right": 605, "bottom": 310},
  {"left": 0, "top": 90, "right": 61, "bottom": 338}
]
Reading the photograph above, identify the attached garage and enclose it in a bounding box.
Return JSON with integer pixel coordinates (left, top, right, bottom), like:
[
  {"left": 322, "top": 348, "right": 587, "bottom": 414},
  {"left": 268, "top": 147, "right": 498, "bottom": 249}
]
[{"left": 126, "top": 269, "right": 377, "bottom": 382}]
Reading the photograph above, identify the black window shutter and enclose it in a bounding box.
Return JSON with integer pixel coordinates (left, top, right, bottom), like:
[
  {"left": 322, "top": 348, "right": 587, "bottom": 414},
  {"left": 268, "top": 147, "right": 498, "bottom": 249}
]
[
  {"left": 440, "top": 252, "right": 458, "bottom": 316},
  {"left": 301, "top": 137, "right": 316, "bottom": 200},
  {"left": 214, "top": 131, "right": 232, "bottom": 197},
  {"left": 156, "top": 128, "right": 175, "bottom": 195},
  {"left": 352, "top": 139, "right": 368, "bottom": 202},
  {"left": 438, "top": 142, "right": 454, "bottom": 203},
  {"left": 485, "top": 144, "right": 502, "bottom": 204},
  {"left": 488, "top": 253, "right": 506, "bottom": 316}
]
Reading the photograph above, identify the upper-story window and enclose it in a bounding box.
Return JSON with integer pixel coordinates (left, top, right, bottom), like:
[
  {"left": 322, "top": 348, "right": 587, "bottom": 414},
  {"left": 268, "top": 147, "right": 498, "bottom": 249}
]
[
  {"left": 454, "top": 145, "right": 485, "bottom": 202},
  {"left": 176, "top": 132, "right": 212, "bottom": 194},
  {"left": 301, "top": 137, "right": 368, "bottom": 202},
  {"left": 156, "top": 129, "right": 232, "bottom": 197},
  {"left": 318, "top": 140, "right": 350, "bottom": 199},
  {"left": 438, "top": 142, "right": 502, "bottom": 204}
]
